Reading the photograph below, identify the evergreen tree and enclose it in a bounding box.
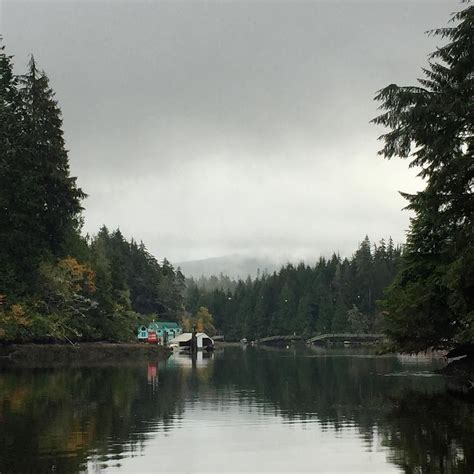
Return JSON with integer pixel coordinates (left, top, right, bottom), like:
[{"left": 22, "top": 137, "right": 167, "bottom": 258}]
[
  {"left": 19, "top": 56, "right": 86, "bottom": 257},
  {"left": 295, "top": 293, "right": 314, "bottom": 335},
  {"left": 254, "top": 282, "right": 270, "bottom": 339},
  {"left": 0, "top": 40, "right": 23, "bottom": 294},
  {"left": 332, "top": 296, "right": 349, "bottom": 332},
  {"left": 187, "top": 237, "right": 402, "bottom": 340},
  {"left": 354, "top": 236, "right": 373, "bottom": 315},
  {"left": 0, "top": 43, "right": 184, "bottom": 343},
  {"left": 1, "top": 51, "right": 85, "bottom": 296},
  {"left": 372, "top": 3, "right": 473, "bottom": 351}
]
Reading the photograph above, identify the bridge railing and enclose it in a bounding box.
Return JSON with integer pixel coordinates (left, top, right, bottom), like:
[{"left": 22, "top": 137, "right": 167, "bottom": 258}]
[
  {"left": 306, "top": 333, "right": 385, "bottom": 344},
  {"left": 254, "top": 333, "right": 385, "bottom": 345},
  {"left": 256, "top": 335, "right": 302, "bottom": 344}
]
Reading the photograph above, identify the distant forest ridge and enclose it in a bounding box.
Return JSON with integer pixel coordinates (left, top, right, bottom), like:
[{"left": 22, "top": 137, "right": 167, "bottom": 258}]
[
  {"left": 176, "top": 242, "right": 404, "bottom": 281},
  {"left": 185, "top": 236, "right": 403, "bottom": 341},
  {"left": 184, "top": 236, "right": 402, "bottom": 290},
  {"left": 176, "top": 254, "right": 279, "bottom": 280}
]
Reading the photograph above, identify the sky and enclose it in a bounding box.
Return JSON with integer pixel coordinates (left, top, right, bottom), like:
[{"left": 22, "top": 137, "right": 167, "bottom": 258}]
[{"left": 0, "top": 0, "right": 462, "bottom": 264}]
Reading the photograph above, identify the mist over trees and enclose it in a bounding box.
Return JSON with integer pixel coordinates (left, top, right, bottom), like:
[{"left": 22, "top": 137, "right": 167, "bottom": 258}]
[
  {"left": 187, "top": 3, "right": 473, "bottom": 348},
  {"left": 0, "top": 49, "right": 403, "bottom": 345},
  {"left": 0, "top": 40, "right": 402, "bottom": 345},
  {"left": 185, "top": 237, "right": 403, "bottom": 341},
  {"left": 0, "top": 2, "right": 471, "bottom": 351}
]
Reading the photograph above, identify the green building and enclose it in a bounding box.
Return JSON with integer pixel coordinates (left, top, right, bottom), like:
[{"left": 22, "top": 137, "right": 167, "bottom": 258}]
[{"left": 137, "top": 321, "right": 182, "bottom": 342}]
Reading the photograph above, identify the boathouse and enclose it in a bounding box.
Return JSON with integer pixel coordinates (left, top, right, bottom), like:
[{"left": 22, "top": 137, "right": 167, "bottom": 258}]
[{"left": 169, "top": 332, "right": 214, "bottom": 351}]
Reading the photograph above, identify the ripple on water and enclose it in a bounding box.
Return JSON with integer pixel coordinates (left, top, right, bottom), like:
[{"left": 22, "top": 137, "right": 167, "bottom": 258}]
[{"left": 383, "top": 371, "right": 444, "bottom": 377}]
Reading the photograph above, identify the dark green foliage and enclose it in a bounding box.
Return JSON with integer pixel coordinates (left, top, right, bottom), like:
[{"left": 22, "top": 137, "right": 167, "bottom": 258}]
[
  {"left": 0, "top": 40, "right": 22, "bottom": 293},
  {"left": 0, "top": 51, "right": 86, "bottom": 295},
  {"left": 19, "top": 57, "right": 86, "bottom": 253},
  {"left": 187, "top": 237, "right": 402, "bottom": 341},
  {"left": 0, "top": 43, "right": 183, "bottom": 343},
  {"left": 88, "top": 227, "right": 184, "bottom": 319},
  {"left": 372, "top": 3, "right": 473, "bottom": 351}
]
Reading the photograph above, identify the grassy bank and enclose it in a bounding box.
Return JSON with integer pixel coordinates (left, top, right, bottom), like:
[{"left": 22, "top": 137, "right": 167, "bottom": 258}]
[{"left": 0, "top": 342, "right": 171, "bottom": 367}]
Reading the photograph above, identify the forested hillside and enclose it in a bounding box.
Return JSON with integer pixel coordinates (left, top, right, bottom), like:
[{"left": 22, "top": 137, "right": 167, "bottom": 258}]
[
  {"left": 186, "top": 237, "right": 402, "bottom": 341},
  {"left": 2, "top": 2, "right": 470, "bottom": 351},
  {"left": 0, "top": 40, "right": 403, "bottom": 345},
  {"left": 0, "top": 46, "right": 184, "bottom": 342}
]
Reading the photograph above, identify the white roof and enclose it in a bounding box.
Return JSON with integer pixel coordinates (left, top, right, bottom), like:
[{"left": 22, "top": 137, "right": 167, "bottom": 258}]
[{"left": 169, "top": 332, "right": 213, "bottom": 343}]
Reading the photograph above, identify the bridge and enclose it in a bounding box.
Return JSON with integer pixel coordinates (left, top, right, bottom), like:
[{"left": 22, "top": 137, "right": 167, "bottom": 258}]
[
  {"left": 306, "top": 333, "right": 385, "bottom": 345},
  {"left": 255, "top": 333, "right": 385, "bottom": 346},
  {"left": 256, "top": 335, "right": 302, "bottom": 345}
]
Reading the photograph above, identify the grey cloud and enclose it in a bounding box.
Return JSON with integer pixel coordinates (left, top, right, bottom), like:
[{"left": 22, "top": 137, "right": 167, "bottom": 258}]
[{"left": 1, "top": 0, "right": 460, "bottom": 263}]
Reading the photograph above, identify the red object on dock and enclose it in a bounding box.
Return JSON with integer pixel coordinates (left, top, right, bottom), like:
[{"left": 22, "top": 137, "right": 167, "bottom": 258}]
[{"left": 147, "top": 330, "right": 158, "bottom": 344}]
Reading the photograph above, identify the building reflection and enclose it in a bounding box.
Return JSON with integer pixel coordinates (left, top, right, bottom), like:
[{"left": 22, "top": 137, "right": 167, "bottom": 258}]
[{"left": 0, "top": 347, "right": 472, "bottom": 473}]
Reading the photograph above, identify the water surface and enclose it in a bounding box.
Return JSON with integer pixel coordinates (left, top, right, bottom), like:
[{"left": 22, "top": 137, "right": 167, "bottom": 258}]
[{"left": 0, "top": 346, "right": 472, "bottom": 473}]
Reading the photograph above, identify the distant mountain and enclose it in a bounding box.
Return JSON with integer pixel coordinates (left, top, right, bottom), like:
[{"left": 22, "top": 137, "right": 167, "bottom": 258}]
[{"left": 176, "top": 255, "right": 279, "bottom": 280}]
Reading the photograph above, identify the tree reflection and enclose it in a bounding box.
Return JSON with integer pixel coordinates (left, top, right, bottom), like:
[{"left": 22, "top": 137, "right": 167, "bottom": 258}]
[
  {"left": 0, "top": 348, "right": 472, "bottom": 473},
  {"left": 0, "top": 364, "right": 185, "bottom": 473},
  {"left": 382, "top": 391, "right": 474, "bottom": 473},
  {"left": 209, "top": 347, "right": 473, "bottom": 472}
]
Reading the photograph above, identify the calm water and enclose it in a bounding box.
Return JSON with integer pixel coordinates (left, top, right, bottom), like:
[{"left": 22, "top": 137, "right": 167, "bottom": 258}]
[{"left": 0, "top": 346, "right": 473, "bottom": 473}]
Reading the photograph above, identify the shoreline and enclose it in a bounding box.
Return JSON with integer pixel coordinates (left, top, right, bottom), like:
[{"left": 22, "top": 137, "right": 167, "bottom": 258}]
[
  {"left": 440, "top": 355, "right": 474, "bottom": 395},
  {"left": 0, "top": 342, "right": 171, "bottom": 368}
]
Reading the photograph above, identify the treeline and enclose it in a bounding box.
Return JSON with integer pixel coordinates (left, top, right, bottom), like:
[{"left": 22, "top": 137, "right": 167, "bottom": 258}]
[
  {"left": 0, "top": 44, "right": 184, "bottom": 342},
  {"left": 186, "top": 237, "right": 402, "bottom": 341},
  {"left": 1, "top": 2, "right": 471, "bottom": 351}
]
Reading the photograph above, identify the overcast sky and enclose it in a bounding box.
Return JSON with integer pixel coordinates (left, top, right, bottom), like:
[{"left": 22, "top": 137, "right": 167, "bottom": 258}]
[{"left": 0, "top": 0, "right": 461, "bottom": 264}]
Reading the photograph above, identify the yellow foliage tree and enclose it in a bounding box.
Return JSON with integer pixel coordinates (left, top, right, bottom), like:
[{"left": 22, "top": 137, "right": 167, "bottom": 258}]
[
  {"left": 194, "top": 306, "right": 216, "bottom": 336},
  {"left": 178, "top": 307, "right": 215, "bottom": 335},
  {"left": 0, "top": 303, "right": 32, "bottom": 341},
  {"left": 35, "top": 257, "right": 98, "bottom": 340}
]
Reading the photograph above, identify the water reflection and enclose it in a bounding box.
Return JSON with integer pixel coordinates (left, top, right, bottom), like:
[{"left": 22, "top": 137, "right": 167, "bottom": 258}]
[{"left": 0, "top": 347, "right": 472, "bottom": 473}]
